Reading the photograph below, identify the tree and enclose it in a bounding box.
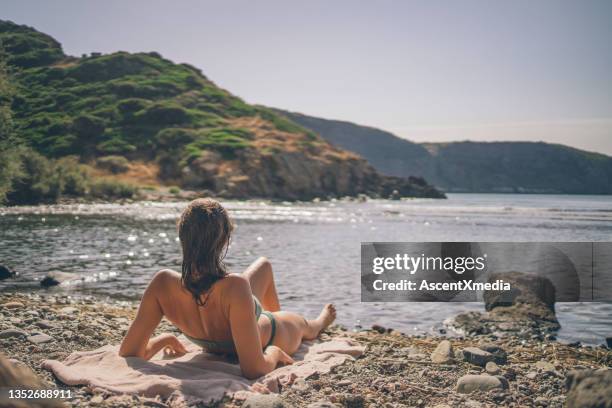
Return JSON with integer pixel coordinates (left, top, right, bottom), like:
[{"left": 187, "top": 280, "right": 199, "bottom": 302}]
[{"left": 0, "top": 40, "right": 23, "bottom": 203}]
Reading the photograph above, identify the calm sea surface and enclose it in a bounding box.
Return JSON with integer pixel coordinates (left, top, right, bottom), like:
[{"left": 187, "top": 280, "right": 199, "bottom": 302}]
[{"left": 1, "top": 194, "right": 611, "bottom": 345}]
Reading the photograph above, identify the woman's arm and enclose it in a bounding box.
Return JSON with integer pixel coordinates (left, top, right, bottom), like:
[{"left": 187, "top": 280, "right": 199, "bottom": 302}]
[
  {"left": 226, "top": 276, "right": 293, "bottom": 379},
  {"left": 119, "top": 272, "right": 187, "bottom": 359}
]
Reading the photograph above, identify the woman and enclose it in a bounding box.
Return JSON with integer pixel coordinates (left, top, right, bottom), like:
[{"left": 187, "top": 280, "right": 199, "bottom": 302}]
[{"left": 119, "top": 198, "right": 336, "bottom": 379}]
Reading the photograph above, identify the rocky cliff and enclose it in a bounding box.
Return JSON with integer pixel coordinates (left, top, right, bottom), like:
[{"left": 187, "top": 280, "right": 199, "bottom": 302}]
[{"left": 277, "top": 110, "right": 612, "bottom": 195}]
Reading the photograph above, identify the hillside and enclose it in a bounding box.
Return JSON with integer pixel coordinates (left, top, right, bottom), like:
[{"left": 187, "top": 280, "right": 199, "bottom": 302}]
[
  {"left": 0, "top": 20, "right": 444, "bottom": 202},
  {"left": 277, "top": 110, "right": 612, "bottom": 194}
]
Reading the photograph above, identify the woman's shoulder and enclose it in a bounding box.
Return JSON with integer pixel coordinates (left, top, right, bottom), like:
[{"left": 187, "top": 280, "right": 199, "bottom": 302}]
[{"left": 217, "top": 273, "right": 251, "bottom": 296}]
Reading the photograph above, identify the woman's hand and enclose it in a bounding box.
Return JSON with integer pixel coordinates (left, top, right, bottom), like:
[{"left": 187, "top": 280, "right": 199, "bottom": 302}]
[
  {"left": 160, "top": 334, "right": 188, "bottom": 358},
  {"left": 265, "top": 345, "right": 294, "bottom": 367}
]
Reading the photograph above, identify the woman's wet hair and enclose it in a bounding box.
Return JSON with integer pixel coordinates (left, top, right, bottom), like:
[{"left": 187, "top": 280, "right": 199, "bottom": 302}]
[{"left": 177, "top": 198, "right": 233, "bottom": 305}]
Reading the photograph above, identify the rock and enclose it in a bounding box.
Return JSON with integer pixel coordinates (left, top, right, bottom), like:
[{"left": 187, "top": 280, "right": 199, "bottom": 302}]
[
  {"left": 526, "top": 372, "right": 538, "bottom": 380},
  {"left": 486, "top": 361, "right": 501, "bottom": 375},
  {"left": 35, "top": 320, "right": 56, "bottom": 330},
  {"left": 59, "top": 306, "right": 79, "bottom": 315},
  {"left": 535, "top": 361, "right": 556, "bottom": 372},
  {"left": 307, "top": 402, "right": 337, "bottom": 408},
  {"left": 0, "top": 264, "right": 16, "bottom": 280},
  {"left": 292, "top": 378, "right": 310, "bottom": 392},
  {"left": 462, "top": 347, "right": 494, "bottom": 367},
  {"left": 484, "top": 272, "right": 558, "bottom": 325},
  {"left": 606, "top": 337, "right": 612, "bottom": 349},
  {"left": 566, "top": 369, "right": 612, "bottom": 408},
  {"left": 343, "top": 395, "right": 364, "bottom": 408},
  {"left": 241, "top": 394, "right": 287, "bottom": 408},
  {"left": 0, "top": 329, "right": 28, "bottom": 339},
  {"left": 40, "top": 271, "right": 82, "bottom": 288},
  {"left": 81, "top": 328, "right": 97, "bottom": 337},
  {"left": 430, "top": 340, "right": 454, "bottom": 364},
  {"left": 0, "top": 354, "right": 49, "bottom": 392},
  {"left": 1, "top": 301, "right": 24, "bottom": 309},
  {"left": 371, "top": 324, "right": 386, "bottom": 334},
  {"left": 90, "top": 394, "right": 104, "bottom": 404},
  {"left": 27, "top": 333, "right": 54, "bottom": 344},
  {"left": 496, "top": 375, "right": 509, "bottom": 390},
  {"left": 456, "top": 374, "right": 504, "bottom": 394},
  {"left": 478, "top": 343, "right": 508, "bottom": 364}
]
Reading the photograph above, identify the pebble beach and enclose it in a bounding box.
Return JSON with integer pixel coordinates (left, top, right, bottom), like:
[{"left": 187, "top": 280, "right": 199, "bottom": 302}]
[{"left": 1, "top": 292, "right": 610, "bottom": 408}]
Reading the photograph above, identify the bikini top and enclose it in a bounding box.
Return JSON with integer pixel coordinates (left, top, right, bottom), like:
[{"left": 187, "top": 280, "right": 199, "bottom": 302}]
[{"left": 182, "top": 295, "right": 272, "bottom": 354}]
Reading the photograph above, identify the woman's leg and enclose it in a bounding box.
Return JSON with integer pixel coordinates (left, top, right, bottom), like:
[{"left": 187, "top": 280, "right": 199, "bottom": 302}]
[
  {"left": 271, "top": 304, "right": 337, "bottom": 354},
  {"left": 242, "top": 257, "right": 281, "bottom": 312}
]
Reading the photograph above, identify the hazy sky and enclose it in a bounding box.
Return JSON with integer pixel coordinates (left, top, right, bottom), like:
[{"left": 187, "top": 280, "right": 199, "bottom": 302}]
[{"left": 4, "top": 0, "right": 612, "bottom": 154}]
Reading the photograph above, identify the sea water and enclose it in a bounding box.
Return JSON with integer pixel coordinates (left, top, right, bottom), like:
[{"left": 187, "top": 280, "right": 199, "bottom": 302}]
[{"left": 1, "top": 194, "right": 611, "bottom": 345}]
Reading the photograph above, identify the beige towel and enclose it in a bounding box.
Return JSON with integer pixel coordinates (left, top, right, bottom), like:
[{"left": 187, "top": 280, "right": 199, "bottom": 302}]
[{"left": 42, "top": 336, "right": 364, "bottom": 405}]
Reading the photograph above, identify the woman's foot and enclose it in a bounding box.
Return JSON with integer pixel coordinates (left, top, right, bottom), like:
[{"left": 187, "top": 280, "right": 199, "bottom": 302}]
[
  {"left": 304, "top": 303, "right": 336, "bottom": 339},
  {"left": 317, "top": 303, "right": 337, "bottom": 330}
]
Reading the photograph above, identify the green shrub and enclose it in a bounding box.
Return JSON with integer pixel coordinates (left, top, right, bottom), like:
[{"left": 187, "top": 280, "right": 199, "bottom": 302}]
[
  {"left": 155, "top": 128, "right": 197, "bottom": 148},
  {"left": 89, "top": 178, "right": 137, "bottom": 199},
  {"left": 96, "top": 155, "right": 130, "bottom": 174},
  {"left": 168, "top": 186, "right": 180, "bottom": 194},
  {"left": 96, "top": 138, "right": 136, "bottom": 154},
  {"left": 133, "top": 102, "right": 190, "bottom": 125}
]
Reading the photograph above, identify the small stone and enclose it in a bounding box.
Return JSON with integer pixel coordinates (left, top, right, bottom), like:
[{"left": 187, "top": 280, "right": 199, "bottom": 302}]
[
  {"left": 59, "top": 306, "right": 79, "bottom": 315},
  {"left": 35, "top": 320, "right": 56, "bottom": 330},
  {"left": 462, "top": 347, "right": 494, "bottom": 367},
  {"left": 336, "top": 379, "right": 352, "bottom": 387},
  {"left": 478, "top": 343, "right": 508, "bottom": 365},
  {"left": 496, "top": 375, "right": 509, "bottom": 389},
  {"left": 456, "top": 374, "right": 503, "bottom": 394},
  {"left": 1, "top": 302, "right": 24, "bottom": 309},
  {"left": 9, "top": 317, "right": 22, "bottom": 325},
  {"left": 371, "top": 324, "right": 386, "bottom": 334},
  {"left": 307, "top": 402, "right": 337, "bottom": 408},
  {"left": 241, "top": 394, "right": 287, "bottom": 408},
  {"left": 27, "top": 333, "right": 54, "bottom": 344},
  {"left": 81, "top": 328, "right": 96, "bottom": 337},
  {"left": 292, "top": 378, "right": 309, "bottom": 391},
  {"left": 0, "top": 329, "right": 28, "bottom": 339},
  {"left": 90, "top": 394, "right": 104, "bottom": 404},
  {"left": 526, "top": 372, "right": 538, "bottom": 380},
  {"left": 344, "top": 395, "right": 364, "bottom": 408},
  {"left": 430, "top": 340, "right": 453, "bottom": 364},
  {"left": 485, "top": 361, "right": 500, "bottom": 375},
  {"left": 535, "top": 361, "right": 555, "bottom": 372}
]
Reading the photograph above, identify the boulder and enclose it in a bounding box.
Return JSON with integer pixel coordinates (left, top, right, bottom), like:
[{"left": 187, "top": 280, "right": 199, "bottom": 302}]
[
  {"left": 456, "top": 374, "right": 504, "bottom": 393},
  {"left": 484, "top": 271, "right": 557, "bottom": 324},
  {"left": 40, "top": 271, "right": 82, "bottom": 288},
  {"left": 447, "top": 272, "right": 560, "bottom": 338},
  {"left": 0, "top": 264, "right": 16, "bottom": 280},
  {"left": 566, "top": 369, "right": 612, "bottom": 408},
  {"left": 0, "top": 354, "right": 60, "bottom": 407},
  {"left": 430, "top": 340, "right": 453, "bottom": 364}
]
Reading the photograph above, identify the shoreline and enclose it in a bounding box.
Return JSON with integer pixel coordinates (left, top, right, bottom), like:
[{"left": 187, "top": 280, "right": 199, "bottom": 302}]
[{"left": 1, "top": 292, "right": 610, "bottom": 407}]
